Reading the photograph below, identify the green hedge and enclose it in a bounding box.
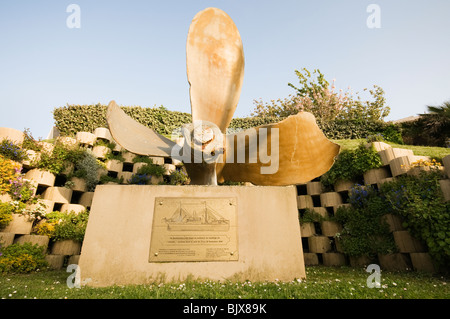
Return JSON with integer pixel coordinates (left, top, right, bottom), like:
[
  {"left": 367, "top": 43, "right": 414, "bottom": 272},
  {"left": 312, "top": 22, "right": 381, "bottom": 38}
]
[
  {"left": 53, "top": 104, "right": 401, "bottom": 142},
  {"left": 53, "top": 104, "right": 192, "bottom": 137}
]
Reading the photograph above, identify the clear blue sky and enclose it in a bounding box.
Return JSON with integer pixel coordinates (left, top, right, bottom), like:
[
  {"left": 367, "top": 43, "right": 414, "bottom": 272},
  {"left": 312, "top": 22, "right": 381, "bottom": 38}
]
[{"left": 1, "top": 0, "right": 449, "bottom": 139}]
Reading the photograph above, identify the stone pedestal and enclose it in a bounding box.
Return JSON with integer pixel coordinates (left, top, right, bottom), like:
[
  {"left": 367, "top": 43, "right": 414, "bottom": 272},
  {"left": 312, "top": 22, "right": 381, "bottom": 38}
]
[{"left": 79, "top": 185, "right": 306, "bottom": 287}]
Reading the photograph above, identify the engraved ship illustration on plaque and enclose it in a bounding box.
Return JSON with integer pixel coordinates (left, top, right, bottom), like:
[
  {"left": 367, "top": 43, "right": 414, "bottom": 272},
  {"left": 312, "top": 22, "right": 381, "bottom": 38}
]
[{"left": 163, "top": 201, "right": 230, "bottom": 232}]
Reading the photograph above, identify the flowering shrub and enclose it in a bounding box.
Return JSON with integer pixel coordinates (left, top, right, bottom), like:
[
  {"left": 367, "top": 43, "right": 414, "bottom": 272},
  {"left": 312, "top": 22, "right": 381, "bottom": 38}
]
[
  {"left": 0, "top": 202, "right": 14, "bottom": 228},
  {"left": 52, "top": 210, "right": 90, "bottom": 242},
  {"left": 0, "top": 243, "right": 48, "bottom": 273},
  {"left": 32, "top": 220, "right": 57, "bottom": 238},
  {"left": 0, "top": 139, "right": 28, "bottom": 162},
  {"left": 32, "top": 211, "right": 66, "bottom": 238},
  {"left": 410, "top": 158, "right": 442, "bottom": 168},
  {"left": 0, "top": 155, "right": 21, "bottom": 195},
  {"left": 253, "top": 68, "right": 390, "bottom": 125},
  {"left": 335, "top": 184, "right": 396, "bottom": 258},
  {"left": 348, "top": 184, "right": 370, "bottom": 208},
  {"left": 8, "top": 174, "right": 36, "bottom": 203},
  {"left": 128, "top": 174, "right": 151, "bottom": 185},
  {"left": 128, "top": 163, "right": 166, "bottom": 185},
  {"left": 169, "top": 169, "right": 190, "bottom": 185}
]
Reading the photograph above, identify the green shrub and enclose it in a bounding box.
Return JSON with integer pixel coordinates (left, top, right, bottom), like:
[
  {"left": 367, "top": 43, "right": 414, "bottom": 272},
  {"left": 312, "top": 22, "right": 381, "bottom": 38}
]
[
  {"left": 53, "top": 103, "right": 405, "bottom": 142},
  {"left": 94, "top": 139, "right": 116, "bottom": 150},
  {"left": 334, "top": 184, "right": 397, "bottom": 258},
  {"left": 128, "top": 174, "right": 151, "bottom": 185},
  {"left": 8, "top": 175, "right": 36, "bottom": 203},
  {"left": 32, "top": 211, "right": 66, "bottom": 239},
  {"left": 99, "top": 174, "right": 123, "bottom": 184},
  {"left": 321, "top": 142, "right": 383, "bottom": 188},
  {"left": 133, "top": 156, "right": 156, "bottom": 165},
  {"left": 22, "top": 128, "right": 42, "bottom": 152},
  {"left": 71, "top": 149, "right": 102, "bottom": 192},
  {"left": 380, "top": 170, "right": 450, "bottom": 267},
  {"left": 128, "top": 163, "right": 166, "bottom": 185},
  {"left": 135, "top": 163, "right": 166, "bottom": 177},
  {"left": 169, "top": 169, "right": 190, "bottom": 185},
  {"left": 35, "top": 140, "right": 84, "bottom": 175},
  {"left": 299, "top": 208, "right": 324, "bottom": 223},
  {"left": 52, "top": 210, "right": 89, "bottom": 242},
  {"left": 53, "top": 104, "right": 192, "bottom": 137},
  {"left": 0, "top": 243, "right": 48, "bottom": 273},
  {"left": 0, "top": 202, "right": 14, "bottom": 228}
]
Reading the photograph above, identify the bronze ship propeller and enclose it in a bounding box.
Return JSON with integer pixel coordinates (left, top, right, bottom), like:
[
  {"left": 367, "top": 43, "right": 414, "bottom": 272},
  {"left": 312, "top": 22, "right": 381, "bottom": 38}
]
[{"left": 106, "top": 7, "right": 340, "bottom": 186}]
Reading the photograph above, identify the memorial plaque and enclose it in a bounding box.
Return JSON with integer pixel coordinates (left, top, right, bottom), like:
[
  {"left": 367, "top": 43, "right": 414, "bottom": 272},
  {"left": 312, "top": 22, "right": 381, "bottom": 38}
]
[{"left": 149, "top": 197, "right": 238, "bottom": 262}]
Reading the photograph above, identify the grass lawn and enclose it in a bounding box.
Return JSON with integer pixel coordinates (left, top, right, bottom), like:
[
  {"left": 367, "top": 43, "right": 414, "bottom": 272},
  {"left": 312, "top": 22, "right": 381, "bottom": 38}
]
[
  {"left": 333, "top": 139, "right": 450, "bottom": 161},
  {"left": 0, "top": 265, "right": 448, "bottom": 300}
]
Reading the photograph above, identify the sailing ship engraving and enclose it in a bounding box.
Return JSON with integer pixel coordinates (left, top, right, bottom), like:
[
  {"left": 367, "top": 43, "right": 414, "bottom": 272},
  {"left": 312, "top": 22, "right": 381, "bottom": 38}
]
[{"left": 163, "top": 201, "right": 230, "bottom": 231}]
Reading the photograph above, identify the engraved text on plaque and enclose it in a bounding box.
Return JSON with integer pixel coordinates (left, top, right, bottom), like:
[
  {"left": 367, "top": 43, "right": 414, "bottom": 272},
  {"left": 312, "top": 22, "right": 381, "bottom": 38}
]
[{"left": 149, "top": 197, "right": 238, "bottom": 262}]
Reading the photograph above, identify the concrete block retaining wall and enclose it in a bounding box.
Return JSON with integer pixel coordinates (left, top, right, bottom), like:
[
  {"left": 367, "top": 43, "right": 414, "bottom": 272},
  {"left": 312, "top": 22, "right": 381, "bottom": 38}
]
[
  {"left": 0, "top": 127, "right": 175, "bottom": 269},
  {"left": 297, "top": 144, "right": 450, "bottom": 273},
  {"left": 1, "top": 128, "right": 449, "bottom": 273}
]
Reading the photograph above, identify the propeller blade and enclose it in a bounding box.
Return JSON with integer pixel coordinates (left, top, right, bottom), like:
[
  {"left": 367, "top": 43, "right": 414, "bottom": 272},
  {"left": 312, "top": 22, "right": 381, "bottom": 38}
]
[
  {"left": 217, "top": 112, "right": 340, "bottom": 185},
  {"left": 186, "top": 7, "right": 245, "bottom": 132},
  {"left": 106, "top": 101, "right": 176, "bottom": 157}
]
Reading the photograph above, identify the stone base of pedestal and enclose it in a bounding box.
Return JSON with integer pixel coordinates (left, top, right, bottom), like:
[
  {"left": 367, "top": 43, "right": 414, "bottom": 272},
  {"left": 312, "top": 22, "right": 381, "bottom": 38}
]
[{"left": 79, "top": 185, "right": 306, "bottom": 287}]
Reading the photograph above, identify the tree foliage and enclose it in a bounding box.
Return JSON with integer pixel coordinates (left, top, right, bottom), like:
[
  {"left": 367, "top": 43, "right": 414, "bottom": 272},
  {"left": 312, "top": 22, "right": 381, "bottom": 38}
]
[
  {"left": 252, "top": 68, "right": 390, "bottom": 126},
  {"left": 401, "top": 100, "right": 450, "bottom": 147}
]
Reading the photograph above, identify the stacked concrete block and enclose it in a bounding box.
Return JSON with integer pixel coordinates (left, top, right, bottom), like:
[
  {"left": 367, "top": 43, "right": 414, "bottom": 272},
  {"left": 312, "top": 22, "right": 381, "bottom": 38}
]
[
  {"left": 61, "top": 203, "right": 86, "bottom": 214},
  {"left": 163, "top": 163, "right": 176, "bottom": 175},
  {"left": 105, "top": 159, "right": 123, "bottom": 173},
  {"left": 390, "top": 156, "right": 416, "bottom": 177},
  {"left": 42, "top": 187, "right": 73, "bottom": 204},
  {"left": 363, "top": 167, "right": 391, "bottom": 185},
  {"left": 297, "top": 195, "right": 314, "bottom": 210},
  {"left": 149, "top": 156, "right": 165, "bottom": 166},
  {"left": 296, "top": 143, "right": 450, "bottom": 272},
  {"left": 94, "top": 127, "right": 113, "bottom": 141},
  {"left": 378, "top": 148, "right": 414, "bottom": 166},
  {"left": 0, "top": 127, "right": 25, "bottom": 144},
  {"left": 319, "top": 192, "right": 343, "bottom": 208},
  {"left": 24, "top": 169, "right": 56, "bottom": 187},
  {"left": 22, "top": 150, "right": 40, "bottom": 168},
  {"left": 443, "top": 155, "right": 450, "bottom": 177},
  {"left": 14, "top": 234, "right": 50, "bottom": 251},
  {"left": 440, "top": 155, "right": 450, "bottom": 201},
  {"left": 2, "top": 214, "right": 34, "bottom": 235},
  {"left": 75, "top": 132, "right": 96, "bottom": 146},
  {"left": 306, "top": 181, "right": 323, "bottom": 195},
  {"left": 92, "top": 145, "right": 110, "bottom": 159},
  {"left": 297, "top": 181, "right": 347, "bottom": 267},
  {"left": 300, "top": 222, "right": 315, "bottom": 237},
  {"left": 1, "top": 126, "right": 173, "bottom": 270},
  {"left": 439, "top": 179, "right": 450, "bottom": 202},
  {"left": 79, "top": 192, "right": 95, "bottom": 208},
  {"left": 334, "top": 180, "right": 355, "bottom": 193},
  {"left": 369, "top": 141, "right": 391, "bottom": 152},
  {"left": 393, "top": 230, "right": 427, "bottom": 253}
]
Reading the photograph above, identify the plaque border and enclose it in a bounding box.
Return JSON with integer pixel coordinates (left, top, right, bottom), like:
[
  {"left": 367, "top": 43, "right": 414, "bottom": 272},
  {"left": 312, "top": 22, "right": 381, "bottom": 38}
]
[{"left": 149, "top": 196, "right": 238, "bottom": 263}]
